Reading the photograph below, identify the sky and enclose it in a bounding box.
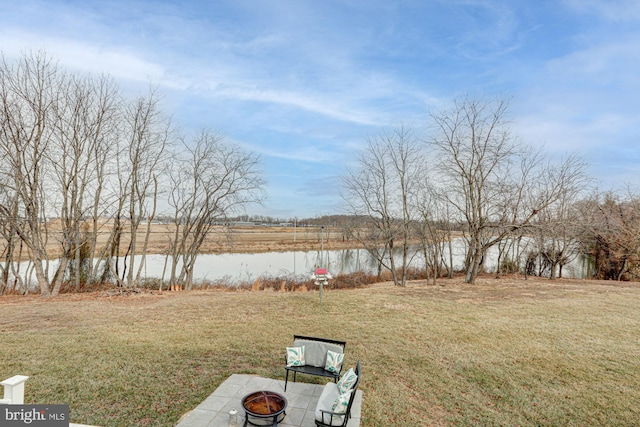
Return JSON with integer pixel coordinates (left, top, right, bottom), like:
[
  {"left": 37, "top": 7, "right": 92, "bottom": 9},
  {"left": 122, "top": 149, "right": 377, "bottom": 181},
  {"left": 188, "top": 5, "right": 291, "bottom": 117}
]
[{"left": 0, "top": 0, "right": 638, "bottom": 219}]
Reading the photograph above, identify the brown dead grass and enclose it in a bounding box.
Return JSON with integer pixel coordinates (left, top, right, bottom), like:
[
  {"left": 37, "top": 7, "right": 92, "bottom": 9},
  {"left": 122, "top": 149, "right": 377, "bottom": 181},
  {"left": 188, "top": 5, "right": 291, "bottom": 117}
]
[
  {"left": 39, "top": 223, "right": 357, "bottom": 260},
  {"left": 2, "top": 276, "right": 640, "bottom": 426}
]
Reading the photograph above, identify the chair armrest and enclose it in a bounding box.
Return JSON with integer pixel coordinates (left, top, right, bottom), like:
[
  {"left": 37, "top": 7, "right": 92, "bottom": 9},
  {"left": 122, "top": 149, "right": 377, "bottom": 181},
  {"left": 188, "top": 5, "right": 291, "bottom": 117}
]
[{"left": 318, "top": 408, "right": 346, "bottom": 424}]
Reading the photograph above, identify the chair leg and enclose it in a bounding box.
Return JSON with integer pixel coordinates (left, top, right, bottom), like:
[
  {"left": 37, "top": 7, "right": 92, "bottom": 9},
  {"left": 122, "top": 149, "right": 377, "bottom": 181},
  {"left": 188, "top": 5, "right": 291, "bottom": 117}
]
[{"left": 285, "top": 370, "right": 289, "bottom": 391}]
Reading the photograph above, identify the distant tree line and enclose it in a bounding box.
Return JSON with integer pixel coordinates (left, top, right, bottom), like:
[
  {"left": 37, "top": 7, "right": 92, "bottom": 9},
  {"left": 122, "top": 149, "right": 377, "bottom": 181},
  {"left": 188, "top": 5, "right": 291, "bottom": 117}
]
[
  {"left": 341, "top": 96, "right": 640, "bottom": 286},
  {"left": 1, "top": 53, "right": 637, "bottom": 295},
  {"left": 0, "top": 52, "right": 265, "bottom": 296}
]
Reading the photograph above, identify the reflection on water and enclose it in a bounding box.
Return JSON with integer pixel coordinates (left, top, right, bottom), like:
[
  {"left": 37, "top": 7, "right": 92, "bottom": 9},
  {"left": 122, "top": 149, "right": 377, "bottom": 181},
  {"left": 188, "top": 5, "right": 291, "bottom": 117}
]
[
  {"left": 174, "top": 248, "right": 386, "bottom": 283},
  {"left": 4, "top": 248, "right": 385, "bottom": 287},
  {"left": 6, "top": 239, "right": 588, "bottom": 287}
]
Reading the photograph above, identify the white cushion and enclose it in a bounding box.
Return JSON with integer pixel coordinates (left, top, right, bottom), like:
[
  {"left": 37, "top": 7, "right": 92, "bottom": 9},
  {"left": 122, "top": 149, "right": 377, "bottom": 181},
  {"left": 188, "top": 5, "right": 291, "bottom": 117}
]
[
  {"left": 286, "top": 346, "right": 305, "bottom": 367},
  {"left": 315, "top": 383, "right": 346, "bottom": 426},
  {"left": 293, "top": 339, "right": 343, "bottom": 368},
  {"left": 332, "top": 390, "right": 352, "bottom": 414},
  {"left": 325, "top": 350, "right": 345, "bottom": 374},
  {"left": 337, "top": 368, "right": 357, "bottom": 394}
]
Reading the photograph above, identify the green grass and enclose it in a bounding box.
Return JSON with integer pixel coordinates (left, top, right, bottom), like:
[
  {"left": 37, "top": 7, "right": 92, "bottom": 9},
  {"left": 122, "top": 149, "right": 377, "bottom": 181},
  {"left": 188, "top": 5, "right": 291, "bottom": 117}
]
[{"left": 1, "top": 278, "right": 640, "bottom": 426}]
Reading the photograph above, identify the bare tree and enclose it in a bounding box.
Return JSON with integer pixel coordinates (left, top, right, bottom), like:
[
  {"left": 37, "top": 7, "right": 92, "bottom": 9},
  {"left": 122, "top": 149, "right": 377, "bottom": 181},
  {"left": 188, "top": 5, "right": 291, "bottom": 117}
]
[
  {"left": 48, "top": 73, "right": 121, "bottom": 291},
  {"left": 430, "top": 96, "right": 588, "bottom": 284},
  {"left": 341, "top": 127, "right": 422, "bottom": 287},
  {"left": 412, "top": 178, "right": 452, "bottom": 285},
  {"left": 531, "top": 163, "right": 588, "bottom": 279},
  {"left": 107, "top": 88, "right": 170, "bottom": 288},
  {"left": 165, "top": 130, "right": 265, "bottom": 290},
  {"left": 581, "top": 189, "right": 640, "bottom": 280},
  {"left": 0, "top": 52, "right": 62, "bottom": 296},
  {"left": 0, "top": 52, "right": 127, "bottom": 295},
  {"left": 0, "top": 184, "right": 22, "bottom": 294},
  {"left": 82, "top": 78, "right": 122, "bottom": 285}
]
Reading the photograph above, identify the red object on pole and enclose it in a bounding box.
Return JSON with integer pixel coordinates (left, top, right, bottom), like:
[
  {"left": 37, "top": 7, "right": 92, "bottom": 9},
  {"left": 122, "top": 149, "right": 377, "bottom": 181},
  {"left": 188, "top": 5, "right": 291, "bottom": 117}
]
[{"left": 315, "top": 268, "right": 327, "bottom": 275}]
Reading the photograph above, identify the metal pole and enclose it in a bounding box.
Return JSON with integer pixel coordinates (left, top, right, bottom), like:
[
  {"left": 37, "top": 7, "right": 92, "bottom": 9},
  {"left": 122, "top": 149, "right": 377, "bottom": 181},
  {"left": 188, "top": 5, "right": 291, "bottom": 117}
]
[
  {"left": 321, "top": 226, "right": 324, "bottom": 267},
  {"left": 320, "top": 226, "right": 324, "bottom": 305}
]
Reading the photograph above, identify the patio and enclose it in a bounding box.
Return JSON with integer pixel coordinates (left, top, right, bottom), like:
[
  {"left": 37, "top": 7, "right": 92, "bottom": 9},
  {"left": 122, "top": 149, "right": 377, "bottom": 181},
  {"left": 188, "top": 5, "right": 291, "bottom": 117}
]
[{"left": 175, "top": 374, "right": 362, "bottom": 427}]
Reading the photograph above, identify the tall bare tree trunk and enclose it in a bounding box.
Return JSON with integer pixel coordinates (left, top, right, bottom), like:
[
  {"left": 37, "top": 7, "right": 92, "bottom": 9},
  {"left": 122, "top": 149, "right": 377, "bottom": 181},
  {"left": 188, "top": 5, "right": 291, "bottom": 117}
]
[{"left": 342, "top": 127, "right": 423, "bottom": 287}]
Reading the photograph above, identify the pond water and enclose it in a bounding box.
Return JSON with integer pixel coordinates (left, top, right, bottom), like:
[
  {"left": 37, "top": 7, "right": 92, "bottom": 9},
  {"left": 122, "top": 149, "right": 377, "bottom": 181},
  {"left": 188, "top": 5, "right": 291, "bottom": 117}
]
[
  {"left": 134, "top": 248, "right": 384, "bottom": 284},
  {"left": 4, "top": 238, "right": 590, "bottom": 287},
  {"left": 169, "top": 238, "right": 588, "bottom": 283}
]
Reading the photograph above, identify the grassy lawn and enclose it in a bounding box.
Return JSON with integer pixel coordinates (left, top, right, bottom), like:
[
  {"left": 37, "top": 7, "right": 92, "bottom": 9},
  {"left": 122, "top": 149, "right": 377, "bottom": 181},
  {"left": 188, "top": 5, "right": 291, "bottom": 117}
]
[{"left": 1, "top": 277, "right": 640, "bottom": 426}]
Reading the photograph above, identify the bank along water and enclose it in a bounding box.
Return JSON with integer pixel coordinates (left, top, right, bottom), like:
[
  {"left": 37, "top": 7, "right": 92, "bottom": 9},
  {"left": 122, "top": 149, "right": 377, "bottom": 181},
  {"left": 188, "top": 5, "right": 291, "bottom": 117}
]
[{"left": 5, "top": 238, "right": 591, "bottom": 288}]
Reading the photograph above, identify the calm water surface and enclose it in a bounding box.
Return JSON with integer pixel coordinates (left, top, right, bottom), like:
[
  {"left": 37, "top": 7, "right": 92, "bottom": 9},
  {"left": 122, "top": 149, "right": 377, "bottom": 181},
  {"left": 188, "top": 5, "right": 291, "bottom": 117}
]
[{"left": 7, "top": 239, "right": 589, "bottom": 287}]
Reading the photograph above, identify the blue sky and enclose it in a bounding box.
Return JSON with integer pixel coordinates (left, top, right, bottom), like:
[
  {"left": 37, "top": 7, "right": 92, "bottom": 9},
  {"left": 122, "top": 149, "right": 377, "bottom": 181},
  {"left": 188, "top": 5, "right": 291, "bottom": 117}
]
[{"left": 1, "top": 0, "right": 638, "bottom": 218}]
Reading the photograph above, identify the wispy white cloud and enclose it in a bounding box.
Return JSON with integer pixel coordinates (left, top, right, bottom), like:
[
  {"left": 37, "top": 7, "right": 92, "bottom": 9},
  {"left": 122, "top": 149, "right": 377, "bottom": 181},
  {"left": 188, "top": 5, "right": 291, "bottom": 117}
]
[
  {"left": 563, "top": 0, "right": 640, "bottom": 22},
  {"left": 446, "top": 0, "right": 523, "bottom": 60},
  {"left": 545, "top": 34, "right": 640, "bottom": 88},
  {"left": 1, "top": 0, "right": 639, "bottom": 216},
  {"left": 0, "top": 29, "right": 191, "bottom": 90}
]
